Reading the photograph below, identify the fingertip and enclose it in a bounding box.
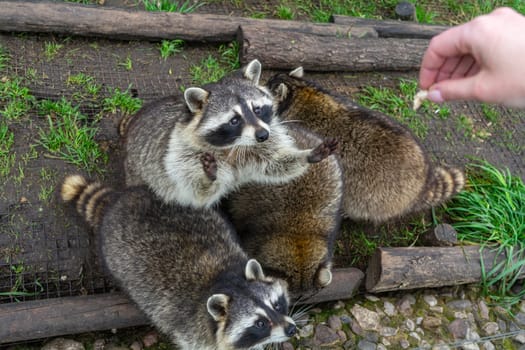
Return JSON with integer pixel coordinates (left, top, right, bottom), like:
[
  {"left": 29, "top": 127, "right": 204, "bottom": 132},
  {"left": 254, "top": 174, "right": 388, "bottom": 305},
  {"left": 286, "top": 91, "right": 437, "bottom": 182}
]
[{"left": 427, "top": 89, "right": 444, "bottom": 103}]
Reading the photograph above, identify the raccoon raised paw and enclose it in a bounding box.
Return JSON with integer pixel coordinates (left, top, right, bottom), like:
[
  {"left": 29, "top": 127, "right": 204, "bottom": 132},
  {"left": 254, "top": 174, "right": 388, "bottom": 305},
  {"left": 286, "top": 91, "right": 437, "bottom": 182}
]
[
  {"left": 307, "top": 137, "right": 338, "bottom": 163},
  {"left": 200, "top": 152, "right": 218, "bottom": 181}
]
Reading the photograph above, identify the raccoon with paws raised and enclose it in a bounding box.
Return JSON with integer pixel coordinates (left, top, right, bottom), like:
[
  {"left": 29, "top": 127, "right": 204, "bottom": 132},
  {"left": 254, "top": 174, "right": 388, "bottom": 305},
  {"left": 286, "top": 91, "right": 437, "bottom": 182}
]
[
  {"left": 225, "top": 125, "right": 344, "bottom": 297},
  {"left": 61, "top": 175, "right": 296, "bottom": 350},
  {"left": 123, "top": 59, "right": 337, "bottom": 208},
  {"left": 267, "top": 67, "right": 464, "bottom": 223}
]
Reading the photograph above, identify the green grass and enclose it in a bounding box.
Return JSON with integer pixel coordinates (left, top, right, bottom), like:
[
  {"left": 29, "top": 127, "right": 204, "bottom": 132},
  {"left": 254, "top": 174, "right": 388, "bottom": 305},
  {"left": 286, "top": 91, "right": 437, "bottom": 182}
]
[
  {"left": 357, "top": 79, "right": 429, "bottom": 139},
  {"left": 264, "top": 0, "right": 525, "bottom": 24},
  {"left": 219, "top": 41, "right": 240, "bottom": 70},
  {"left": 67, "top": 73, "right": 102, "bottom": 100},
  {"left": 340, "top": 216, "right": 428, "bottom": 268},
  {"left": 37, "top": 98, "right": 107, "bottom": 173},
  {"left": 44, "top": 41, "right": 63, "bottom": 61},
  {"left": 102, "top": 86, "right": 143, "bottom": 115},
  {"left": 190, "top": 55, "right": 225, "bottom": 85},
  {"left": 117, "top": 55, "right": 133, "bottom": 71},
  {"left": 142, "top": 0, "right": 204, "bottom": 13},
  {"left": 415, "top": 4, "right": 438, "bottom": 23},
  {"left": 190, "top": 42, "right": 240, "bottom": 85},
  {"left": 0, "top": 264, "right": 42, "bottom": 301},
  {"left": 38, "top": 184, "right": 55, "bottom": 202},
  {"left": 276, "top": 4, "right": 295, "bottom": 19},
  {"left": 445, "top": 161, "right": 525, "bottom": 307},
  {"left": 0, "top": 45, "right": 10, "bottom": 72},
  {"left": 159, "top": 39, "right": 184, "bottom": 59},
  {"left": 481, "top": 103, "right": 499, "bottom": 123},
  {"left": 0, "top": 77, "right": 35, "bottom": 121},
  {"left": 0, "top": 122, "right": 15, "bottom": 178}
]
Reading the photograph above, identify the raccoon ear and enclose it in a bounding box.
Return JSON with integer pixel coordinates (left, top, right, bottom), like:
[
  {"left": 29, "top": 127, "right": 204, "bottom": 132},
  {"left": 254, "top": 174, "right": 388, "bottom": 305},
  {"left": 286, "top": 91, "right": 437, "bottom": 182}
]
[
  {"left": 243, "top": 59, "right": 262, "bottom": 85},
  {"left": 245, "top": 259, "right": 265, "bottom": 281},
  {"left": 207, "top": 294, "right": 229, "bottom": 321},
  {"left": 275, "top": 83, "right": 289, "bottom": 102},
  {"left": 184, "top": 87, "right": 209, "bottom": 113},
  {"left": 289, "top": 67, "right": 304, "bottom": 78}
]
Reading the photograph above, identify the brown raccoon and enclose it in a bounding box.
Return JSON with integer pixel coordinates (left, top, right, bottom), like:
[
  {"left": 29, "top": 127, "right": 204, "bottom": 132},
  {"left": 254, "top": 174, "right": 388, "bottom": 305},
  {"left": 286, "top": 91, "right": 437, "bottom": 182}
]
[
  {"left": 224, "top": 125, "right": 344, "bottom": 297},
  {"left": 267, "top": 67, "right": 464, "bottom": 224},
  {"left": 61, "top": 175, "right": 297, "bottom": 350}
]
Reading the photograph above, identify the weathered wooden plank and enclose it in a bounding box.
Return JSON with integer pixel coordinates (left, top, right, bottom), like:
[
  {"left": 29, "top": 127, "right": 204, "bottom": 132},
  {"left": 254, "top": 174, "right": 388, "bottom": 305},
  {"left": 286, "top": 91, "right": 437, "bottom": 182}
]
[
  {"left": 0, "top": 293, "right": 148, "bottom": 344},
  {"left": 331, "top": 14, "right": 450, "bottom": 39},
  {"left": 241, "top": 25, "right": 427, "bottom": 71},
  {"left": 365, "top": 246, "right": 525, "bottom": 293},
  {"left": 0, "top": 1, "right": 376, "bottom": 43}
]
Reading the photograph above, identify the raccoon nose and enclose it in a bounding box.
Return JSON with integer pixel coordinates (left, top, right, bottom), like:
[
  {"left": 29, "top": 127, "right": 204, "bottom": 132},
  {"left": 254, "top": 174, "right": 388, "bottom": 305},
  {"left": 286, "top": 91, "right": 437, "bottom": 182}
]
[
  {"left": 255, "top": 128, "right": 269, "bottom": 142},
  {"left": 285, "top": 323, "right": 296, "bottom": 337}
]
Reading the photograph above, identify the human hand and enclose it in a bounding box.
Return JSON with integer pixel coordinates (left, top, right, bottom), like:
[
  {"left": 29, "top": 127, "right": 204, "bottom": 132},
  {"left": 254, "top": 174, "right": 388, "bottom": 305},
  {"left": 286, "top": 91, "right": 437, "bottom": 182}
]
[{"left": 419, "top": 7, "right": 525, "bottom": 107}]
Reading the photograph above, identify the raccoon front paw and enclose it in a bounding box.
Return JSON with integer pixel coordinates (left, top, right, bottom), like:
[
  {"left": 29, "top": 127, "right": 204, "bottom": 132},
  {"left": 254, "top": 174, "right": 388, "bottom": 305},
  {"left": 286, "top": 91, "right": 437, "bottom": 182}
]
[
  {"left": 200, "top": 152, "right": 217, "bottom": 181},
  {"left": 307, "top": 137, "right": 338, "bottom": 163}
]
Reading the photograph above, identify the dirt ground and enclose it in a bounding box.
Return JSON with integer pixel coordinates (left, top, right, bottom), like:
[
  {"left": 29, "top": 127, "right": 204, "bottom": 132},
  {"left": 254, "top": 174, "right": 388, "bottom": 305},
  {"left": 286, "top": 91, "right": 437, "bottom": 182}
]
[{"left": 0, "top": 0, "right": 524, "bottom": 347}]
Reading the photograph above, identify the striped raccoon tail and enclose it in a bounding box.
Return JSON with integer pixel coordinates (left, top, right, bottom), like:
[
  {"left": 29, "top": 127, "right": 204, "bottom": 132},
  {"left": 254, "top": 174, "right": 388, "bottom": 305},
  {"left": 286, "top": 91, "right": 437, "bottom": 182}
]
[
  {"left": 118, "top": 113, "right": 135, "bottom": 137},
  {"left": 421, "top": 166, "right": 465, "bottom": 208},
  {"left": 61, "top": 175, "right": 113, "bottom": 229}
]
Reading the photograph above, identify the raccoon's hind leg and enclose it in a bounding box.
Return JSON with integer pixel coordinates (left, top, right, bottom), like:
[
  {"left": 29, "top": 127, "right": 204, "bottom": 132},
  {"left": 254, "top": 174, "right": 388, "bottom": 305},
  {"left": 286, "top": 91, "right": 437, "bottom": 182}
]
[
  {"left": 307, "top": 137, "right": 338, "bottom": 163},
  {"left": 200, "top": 152, "right": 218, "bottom": 181}
]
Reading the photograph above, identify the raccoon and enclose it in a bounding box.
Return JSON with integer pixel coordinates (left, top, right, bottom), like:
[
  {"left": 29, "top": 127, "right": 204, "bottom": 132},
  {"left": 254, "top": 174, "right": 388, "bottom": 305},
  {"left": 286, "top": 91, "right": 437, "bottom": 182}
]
[
  {"left": 224, "top": 125, "right": 344, "bottom": 297},
  {"left": 61, "top": 175, "right": 297, "bottom": 350},
  {"left": 267, "top": 67, "right": 464, "bottom": 224},
  {"left": 122, "top": 59, "right": 337, "bottom": 208}
]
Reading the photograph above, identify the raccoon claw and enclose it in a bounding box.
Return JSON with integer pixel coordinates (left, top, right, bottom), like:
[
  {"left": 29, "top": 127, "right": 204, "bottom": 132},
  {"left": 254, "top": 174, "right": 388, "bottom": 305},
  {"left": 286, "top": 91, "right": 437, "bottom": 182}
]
[
  {"left": 200, "top": 152, "right": 217, "bottom": 181},
  {"left": 307, "top": 137, "right": 338, "bottom": 163}
]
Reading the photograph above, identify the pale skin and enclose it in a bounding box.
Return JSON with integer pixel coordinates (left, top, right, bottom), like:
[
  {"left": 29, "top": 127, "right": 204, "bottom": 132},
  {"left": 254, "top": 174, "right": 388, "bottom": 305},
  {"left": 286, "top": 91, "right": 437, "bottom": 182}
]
[{"left": 419, "top": 7, "right": 525, "bottom": 108}]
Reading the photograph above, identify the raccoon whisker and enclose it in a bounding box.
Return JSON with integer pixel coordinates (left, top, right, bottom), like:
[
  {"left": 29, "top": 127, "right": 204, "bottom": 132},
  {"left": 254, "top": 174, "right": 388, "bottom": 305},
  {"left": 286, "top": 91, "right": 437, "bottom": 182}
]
[
  {"left": 289, "top": 299, "right": 315, "bottom": 327},
  {"left": 275, "top": 119, "right": 304, "bottom": 126}
]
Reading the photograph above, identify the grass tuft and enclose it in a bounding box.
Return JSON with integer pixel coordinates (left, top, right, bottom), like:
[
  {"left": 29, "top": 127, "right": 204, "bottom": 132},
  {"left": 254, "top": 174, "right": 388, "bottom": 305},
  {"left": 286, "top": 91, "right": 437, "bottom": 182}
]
[
  {"left": 0, "top": 77, "right": 35, "bottom": 121},
  {"left": 37, "top": 98, "right": 107, "bottom": 173},
  {"left": 190, "top": 42, "right": 240, "bottom": 85},
  {"left": 142, "top": 0, "right": 204, "bottom": 13},
  {"left": 102, "top": 86, "right": 143, "bottom": 115},
  {"left": 0, "top": 45, "right": 10, "bottom": 72},
  {"left": 445, "top": 160, "right": 525, "bottom": 306},
  {"left": 357, "top": 79, "right": 430, "bottom": 139},
  {"left": 159, "top": 39, "right": 185, "bottom": 59},
  {"left": 0, "top": 122, "right": 15, "bottom": 178}
]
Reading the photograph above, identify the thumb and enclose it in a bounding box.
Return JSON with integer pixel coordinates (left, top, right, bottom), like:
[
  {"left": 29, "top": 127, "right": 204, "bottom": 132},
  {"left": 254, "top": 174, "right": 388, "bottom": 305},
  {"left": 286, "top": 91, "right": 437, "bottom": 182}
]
[{"left": 429, "top": 76, "right": 479, "bottom": 103}]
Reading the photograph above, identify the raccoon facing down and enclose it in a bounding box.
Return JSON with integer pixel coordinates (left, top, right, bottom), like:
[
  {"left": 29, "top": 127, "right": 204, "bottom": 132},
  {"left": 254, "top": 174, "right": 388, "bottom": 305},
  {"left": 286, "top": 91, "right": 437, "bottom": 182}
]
[
  {"left": 267, "top": 67, "right": 464, "bottom": 224},
  {"left": 122, "top": 59, "right": 337, "bottom": 209},
  {"left": 225, "top": 125, "right": 344, "bottom": 297},
  {"left": 61, "top": 175, "right": 296, "bottom": 350}
]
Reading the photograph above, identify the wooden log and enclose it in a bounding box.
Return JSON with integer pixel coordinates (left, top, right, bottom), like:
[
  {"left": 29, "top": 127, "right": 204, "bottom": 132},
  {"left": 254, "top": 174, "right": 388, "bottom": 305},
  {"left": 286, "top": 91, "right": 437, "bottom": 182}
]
[
  {"left": 0, "top": 1, "right": 376, "bottom": 43},
  {"left": 297, "top": 268, "right": 364, "bottom": 304},
  {"left": 0, "top": 268, "right": 362, "bottom": 344},
  {"left": 240, "top": 26, "right": 428, "bottom": 72},
  {"left": 331, "top": 14, "right": 450, "bottom": 39},
  {"left": 365, "top": 246, "right": 525, "bottom": 293},
  {"left": 0, "top": 293, "right": 148, "bottom": 344}
]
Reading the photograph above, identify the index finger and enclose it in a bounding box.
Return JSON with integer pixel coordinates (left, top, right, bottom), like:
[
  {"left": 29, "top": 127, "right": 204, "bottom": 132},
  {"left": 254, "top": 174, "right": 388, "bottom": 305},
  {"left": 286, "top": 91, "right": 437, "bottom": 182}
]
[{"left": 419, "top": 24, "right": 472, "bottom": 89}]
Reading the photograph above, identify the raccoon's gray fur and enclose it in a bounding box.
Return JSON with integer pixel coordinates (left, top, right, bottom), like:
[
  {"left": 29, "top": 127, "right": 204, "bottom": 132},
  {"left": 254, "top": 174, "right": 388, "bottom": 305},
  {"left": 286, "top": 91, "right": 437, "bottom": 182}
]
[
  {"left": 122, "top": 59, "right": 337, "bottom": 208},
  {"left": 267, "top": 67, "right": 464, "bottom": 224},
  {"left": 224, "top": 125, "right": 344, "bottom": 297},
  {"left": 61, "top": 175, "right": 297, "bottom": 350}
]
